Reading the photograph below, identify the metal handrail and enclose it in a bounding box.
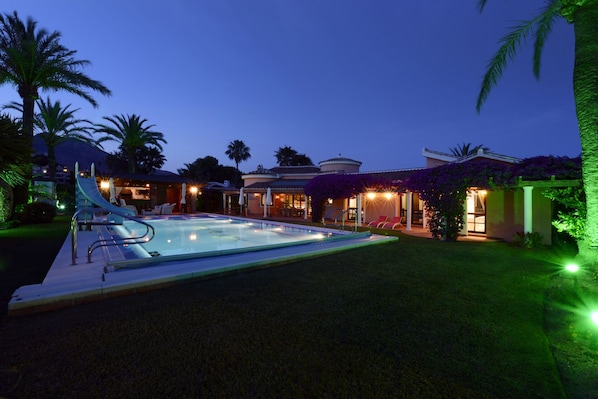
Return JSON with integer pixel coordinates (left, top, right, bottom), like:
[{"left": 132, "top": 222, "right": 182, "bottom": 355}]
[{"left": 71, "top": 208, "right": 156, "bottom": 264}]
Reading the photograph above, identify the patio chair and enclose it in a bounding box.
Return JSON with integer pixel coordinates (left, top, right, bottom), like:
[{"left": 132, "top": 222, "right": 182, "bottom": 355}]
[
  {"left": 381, "top": 216, "right": 403, "bottom": 230},
  {"left": 161, "top": 203, "right": 176, "bottom": 215},
  {"left": 367, "top": 215, "right": 388, "bottom": 228},
  {"left": 119, "top": 198, "right": 138, "bottom": 216}
]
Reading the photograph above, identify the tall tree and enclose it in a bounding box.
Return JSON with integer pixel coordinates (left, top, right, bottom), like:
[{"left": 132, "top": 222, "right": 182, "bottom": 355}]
[
  {"left": 106, "top": 145, "right": 166, "bottom": 174},
  {"left": 275, "top": 145, "right": 314, "bottom": 166},
  {"left": 225, "top": 139, "right": 251, "bottom": 173},
  {"left": 0, "top": 11, "right": 111, "bottom": 142},
  {"left": 178, "top": 156, "right": 220, "bottom": 181},
  {"left": 450, "top": 142, "right": 489, "bottom": 157},
  {"left": 476, "top": 1, "right": 598, "bottom": 265},
  {"left": 275, "top": 145, "right": 298, "bottom": 166},
  {"left": 0, "top": 11, "right": 111, "bottom": 204},
  {"left": 95, "top": 114, "right": 166, "bottom": 173},
  {"left": 6, "top": 97, "right": 94, "bottom": 186}
]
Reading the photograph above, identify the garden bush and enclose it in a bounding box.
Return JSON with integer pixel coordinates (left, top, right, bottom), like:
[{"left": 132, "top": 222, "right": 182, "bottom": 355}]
[
  {"left": 19, "top": 201, "right": 57, "bottom": 224},
  {"left": 512, "top": 231, "right": 544, "bottom": 248}
]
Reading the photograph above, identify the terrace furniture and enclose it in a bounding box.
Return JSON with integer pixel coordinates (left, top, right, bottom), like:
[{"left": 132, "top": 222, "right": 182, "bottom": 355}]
[
  {"left": 367, "top": 215, "right": 388, "bottom": 228},
  {"left": 381, "top": 216, "right": 403, "bottom": 230},
  {"left": 119, "top": 198, "right": 139, "bottom": 216},
  {"left": 160, "top": 203, "right": 176, "bottom": 215}
]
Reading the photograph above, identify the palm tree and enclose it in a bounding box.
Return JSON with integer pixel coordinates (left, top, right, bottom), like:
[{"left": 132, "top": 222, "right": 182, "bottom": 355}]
[
  {"left": 275, "top": 145, "right": 298, "bottom": 166},
  {"left": 94, "top": 114, "right": 167, "bottom": 173},
  {"left": 0, "top": 11, "right": 111, "bottom": 141},
  {"left": 137, "top": 146, "right": 166, "bottom": 174},
  {"left": 449, "top": 143, "right": 489, "bottom": 157},
  {"left": 6, "top": 97, "right": 94, "bottom": 187},
  {"left": 275, "top": 145, "right": 314, "bottom": 166},
  {"left": 225, "top": 139, "right": 251, "bottom": 173},
  {"left": 476, "top": 1, "right": 598, "bottom": 264},
  {"left": 292, "top": 153, "right": 314, "bottom": 166}
]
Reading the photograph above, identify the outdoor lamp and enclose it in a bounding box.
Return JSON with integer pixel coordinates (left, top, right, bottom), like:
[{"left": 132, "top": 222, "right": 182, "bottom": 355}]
[
  {"left": 564, "top": 263, "right": 580, "bottom": 287},
  {"left": 565, "top": 263, "right": 580, "bottom": 273},
  {"left": 190, "top": 186, "right": 198, "bottom": 195},
  {"left": 100, "top": 180, "right": 110, "bottom": 190}
]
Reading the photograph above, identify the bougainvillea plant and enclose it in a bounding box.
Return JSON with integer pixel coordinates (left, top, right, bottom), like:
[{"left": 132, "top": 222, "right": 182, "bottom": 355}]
[
  {"left": 405, "top": 156, "right": 582, "bottom": 241},
  {"left": 510, "top": 156, "right": 582, "bottom": 181},
  {"left": 406, "top": 160, "right": 510, "bottom": 240},
  {"left": 305, "top": 174, "right": 396, "bottom": 223}
]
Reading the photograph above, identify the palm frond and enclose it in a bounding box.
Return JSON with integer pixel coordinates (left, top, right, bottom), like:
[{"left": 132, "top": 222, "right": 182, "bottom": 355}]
[
  {"left": 478, "top": 0, "right": 488, "bottom": 12},
  {"left": 532, "top": 1, "right": 561, "bottom": 78},
  {"left": 477, "top": 20, "right": 536, "bottom": 112},
  {"left": 476, "top": 1, "right": 562, "bottom": 112}
]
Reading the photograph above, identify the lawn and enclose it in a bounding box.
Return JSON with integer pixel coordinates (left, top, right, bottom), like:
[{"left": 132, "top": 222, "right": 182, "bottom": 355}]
[{"left": 0, "top": 216, "right": 596, "bottom": 398}]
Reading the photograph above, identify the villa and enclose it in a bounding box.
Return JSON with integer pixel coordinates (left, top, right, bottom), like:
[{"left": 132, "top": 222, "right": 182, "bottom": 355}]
[
  {"left": 211, "top": 148, "right": 580, "bottom": 245},
  {"left": 38, "top": 136, "right": 578, "bottom": 246}
]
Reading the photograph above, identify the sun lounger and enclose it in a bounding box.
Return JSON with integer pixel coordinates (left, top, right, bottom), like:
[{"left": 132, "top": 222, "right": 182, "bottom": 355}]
[
  {"left": 367, "top": 215, "right": 388, "bottom": 228},
  {"left": 381, "top": 216, "right": 403, "bottom": 229}
]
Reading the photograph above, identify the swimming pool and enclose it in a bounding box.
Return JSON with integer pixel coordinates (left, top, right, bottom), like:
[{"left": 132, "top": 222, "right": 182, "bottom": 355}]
[
  {"left": 104, "top": 214, "right": 370, "bottom": 269},
  {"left": 8, "top": 214, "right": 398, "bottom": 315}
]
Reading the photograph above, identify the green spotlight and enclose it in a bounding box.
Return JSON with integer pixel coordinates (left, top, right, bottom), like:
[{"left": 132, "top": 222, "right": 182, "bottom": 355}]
[
  {"left": 565, "top": 264, "right": 579, "bottom": 273},
  {"left": 591, "top": 311, "right": 598, "bottom": 327}
]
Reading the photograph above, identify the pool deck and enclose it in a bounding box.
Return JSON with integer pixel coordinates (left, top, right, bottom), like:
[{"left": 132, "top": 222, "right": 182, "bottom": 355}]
[{"left": 8, "top": 224, "right": 397, "bottom": 316}]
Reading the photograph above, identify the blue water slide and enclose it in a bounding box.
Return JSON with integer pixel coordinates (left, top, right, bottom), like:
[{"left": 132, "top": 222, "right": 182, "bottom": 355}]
[{"left": 76, "top": 174, "right": 135, "bottom": 216}]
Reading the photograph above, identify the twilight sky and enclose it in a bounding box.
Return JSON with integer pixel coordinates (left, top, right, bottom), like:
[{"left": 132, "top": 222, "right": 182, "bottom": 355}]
[{"left": 0, "top": 1, "right": 581, "bottom": 174}]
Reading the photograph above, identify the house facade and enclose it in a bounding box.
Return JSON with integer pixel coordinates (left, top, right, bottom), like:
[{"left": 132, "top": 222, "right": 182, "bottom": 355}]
[{"left": 231, "top": 148, "right": 578, "bottom": 245}]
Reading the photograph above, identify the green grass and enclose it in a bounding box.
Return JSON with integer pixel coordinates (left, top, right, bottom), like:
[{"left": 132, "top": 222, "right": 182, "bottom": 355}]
[
  {"left": 0, "top": 217, "right": 596, "bottom": 398},
  {"left": 0, "top": 215, "right": 72, "bottom": 306}
]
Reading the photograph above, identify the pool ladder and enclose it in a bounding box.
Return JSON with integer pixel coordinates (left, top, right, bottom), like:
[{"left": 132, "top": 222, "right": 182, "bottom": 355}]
[
  {"left": 325, "top": 208, "right": 354, "bottom": 231},
  {"left": 71, "top": 207, "right": 156, "bottom": 265}
]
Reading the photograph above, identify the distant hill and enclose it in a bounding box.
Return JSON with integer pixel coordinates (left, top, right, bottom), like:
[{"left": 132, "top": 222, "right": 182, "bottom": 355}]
[{"left": 33, "top": 135, "right": 110, "bottom": 173}]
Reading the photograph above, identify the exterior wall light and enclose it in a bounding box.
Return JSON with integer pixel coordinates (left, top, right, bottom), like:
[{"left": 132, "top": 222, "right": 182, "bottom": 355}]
[{"left": 565, "top": 264, "right": 579, "bottom": 273}]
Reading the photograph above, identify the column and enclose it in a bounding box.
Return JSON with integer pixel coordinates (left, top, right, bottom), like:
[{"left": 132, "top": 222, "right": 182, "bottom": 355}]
[
  {"left": 406, "top": 191, "right": 413, "bottom": 231},
  {"left": 461, "top": 193, "right": 469, "bottom": 236},
  {"left": 523, "top": 186, "right": 533, "bottom": 234},
  {"left": 303, "top": 194, "right": 308, "bottom": 220}
]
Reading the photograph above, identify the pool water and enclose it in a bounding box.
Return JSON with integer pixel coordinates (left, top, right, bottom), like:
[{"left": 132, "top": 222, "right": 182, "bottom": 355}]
[{"left": 105, "top": 214, "right": 366, "bottom": 268}]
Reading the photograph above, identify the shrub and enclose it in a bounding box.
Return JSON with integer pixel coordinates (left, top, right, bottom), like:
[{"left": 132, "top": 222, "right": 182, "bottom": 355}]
[
  {"left": 19, "top": 201, "right": 57, "bottom": 224},
  {"left": 512, "top": 231, "right": 544, "bottom": 249},
  {"left": 543, "top": 186, "right": 585, "bottom": 241},
  {"left": 0, "top": 179, "right": 12, "bottom": 223}
]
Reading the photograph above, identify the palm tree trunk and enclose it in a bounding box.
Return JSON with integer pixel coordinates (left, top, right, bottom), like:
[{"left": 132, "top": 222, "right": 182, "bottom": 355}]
[
  {"left": 573, "top": 3, "right": 598, "bottom": 264},
  {"left": 12, "top": 94, "right": 36, "bottom": 205},
  {"left": 21, "top": 95, "right": 35, "bottom": 138},
  {"left": 128, "top": 149, "right": 136, "bottom": 173},
  {"left": 47, "top": 145, "right": 57, "bottom": 198}
]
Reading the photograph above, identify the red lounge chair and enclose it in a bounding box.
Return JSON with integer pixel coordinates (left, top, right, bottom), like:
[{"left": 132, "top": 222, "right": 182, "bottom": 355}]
[
  {"left": 367, "top": 216, "right": 388, "bottom": 228},
  {"left": 381, "top": 216, "right": 403, "bottom": 229}
]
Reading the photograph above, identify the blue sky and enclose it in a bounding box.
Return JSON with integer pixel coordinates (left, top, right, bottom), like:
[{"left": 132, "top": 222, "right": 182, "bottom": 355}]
[{"left": 0, "top": 1, "right": 581, "bottom": 173}]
